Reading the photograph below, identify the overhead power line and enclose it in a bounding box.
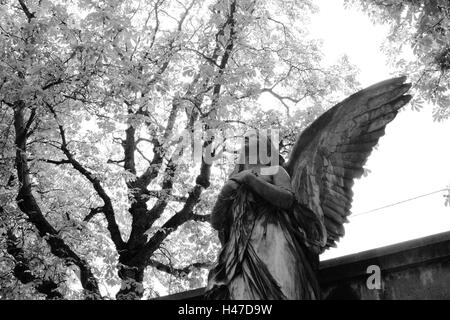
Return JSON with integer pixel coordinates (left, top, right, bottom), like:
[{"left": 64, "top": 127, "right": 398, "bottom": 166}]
[{"left": 350, "top": 188, "right": 450, "bottom": 219}]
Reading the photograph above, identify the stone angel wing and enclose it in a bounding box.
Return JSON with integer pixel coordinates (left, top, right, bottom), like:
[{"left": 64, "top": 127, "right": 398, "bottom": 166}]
[{"left": 284, "top": 76, "right": 412, "bottom": 251}]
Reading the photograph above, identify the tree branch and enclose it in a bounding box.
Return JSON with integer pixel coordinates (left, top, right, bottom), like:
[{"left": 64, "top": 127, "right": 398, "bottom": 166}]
[
  {"left": 143, "top": 190, "right": 187, "bottom": 202},
  {"left": 191, "top": 213, "right": 210, "bottom": 223},
  {"left": 128, "top": 0, "right": 237, "bottom": 267},
  {"left": 207, "top": 0, "right": 238, "bottom": 118},
  {"left": 42, "top": 78, "right": 64, "bottom": 91},
  {"left": 143, "top": 141, "right": 184, "bottom": 231},
  {"left": 40, "top": 158, "right": 71, "bottom": 165},
  {"left": 6, "top": 230, "right": 64, "bottom": 299},
  {"left": 148, "top": 259, "right": 212, "bottom": 278},
  {"left": 17, "top": 0, "right": 35, "bottom": 22},
  {"left": 46, "top": 102, "right": 125, "bottom": 252},
  {"left": 132, "top": 145, "right": 213, "bottom": 267},
  {"left": 136, "top": 146, "right": 153, "bottom": 165},
  {"left": 84, "top": 207, "right": 104, "bottom": 222},
  {"left": 136, "top": 96, "right": 181, "bottom": 187},
  {"left": 13, "top": 100, "right": 101, "bottom": 299},
  {"left": 260, "top": 87, "right": 303, "bottom": 116}
]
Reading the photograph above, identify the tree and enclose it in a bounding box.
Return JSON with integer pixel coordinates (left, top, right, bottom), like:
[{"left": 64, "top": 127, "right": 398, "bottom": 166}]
[
  {"left": 0, "top": 0, "right": 358, "bottom": 299},
  {"left": 345, "top": 0, "right": 450, "bottom": 205},
  {"left": 346, "top": 0, "right": 450, "bottom": 120}
]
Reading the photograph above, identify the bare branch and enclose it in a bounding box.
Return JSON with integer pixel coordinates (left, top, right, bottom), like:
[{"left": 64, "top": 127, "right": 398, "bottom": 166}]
[
  {"left": 107, "top": 158, "right": 125, "bottom": 165},
  {"left": 182, "top": 47, "right": 221, "bottom": 67},
  {"left": 143, "top": 189, "right": 187, "bottom": 202},
  {"left": 191, "top": 214, "right": 210, "bottom": 223},
  {"left": 17, "top": 0, "right": 35, "bottom": 22},
  {"left": 39, "top": 158, "right": 71, "bottom": 165},
  {"left": 42, "top": 78, "right": 64, "bottom": 91},
  {"left": 260, "top": 87, "right": 309, "bottom": 117},
  {"left": 136, "top": 146, "right": 153, "bottom": 165},
  {"left": 148, "top": 259, "right": 212, "bottom": 278},
  {"left": 84, "top": 207, "right": 104, "bottom": 222}
]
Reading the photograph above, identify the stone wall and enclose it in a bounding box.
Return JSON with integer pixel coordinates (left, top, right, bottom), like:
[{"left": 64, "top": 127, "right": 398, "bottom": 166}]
[
  {"left": 155, "top": 231, "right": 450, "bottom": 300},
  {"left": 320, "top": 231, "right": 450, "bottom": 300}
]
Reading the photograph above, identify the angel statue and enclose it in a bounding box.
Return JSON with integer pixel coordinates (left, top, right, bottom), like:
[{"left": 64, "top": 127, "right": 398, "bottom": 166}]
[{"left": 204, "top": 76, "right": 412, "bottom": 300}]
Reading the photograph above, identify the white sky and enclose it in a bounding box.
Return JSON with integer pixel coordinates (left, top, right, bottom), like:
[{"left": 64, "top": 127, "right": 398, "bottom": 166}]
[{"left": 306, "top": 0, "right": 450, "bottom": 260}]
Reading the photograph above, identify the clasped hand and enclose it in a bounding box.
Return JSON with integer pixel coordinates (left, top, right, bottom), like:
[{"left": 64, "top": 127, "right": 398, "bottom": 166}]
[{"left": 229, "top": 169, "right": 256, "bottom": 184}]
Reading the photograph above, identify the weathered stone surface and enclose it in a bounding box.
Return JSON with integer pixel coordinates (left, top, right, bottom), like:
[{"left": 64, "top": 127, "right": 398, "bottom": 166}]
[
  {"left": 155, "top": 231, "right": 450, "bottom": 300},
  {"left": 320, "top": 231, "right": 450, "bottom": 300}
]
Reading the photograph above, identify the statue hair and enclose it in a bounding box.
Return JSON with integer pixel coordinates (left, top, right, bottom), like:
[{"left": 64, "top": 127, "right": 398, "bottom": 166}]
[{"left": 229, "top": 130, "right": 285, "bottom": 178}]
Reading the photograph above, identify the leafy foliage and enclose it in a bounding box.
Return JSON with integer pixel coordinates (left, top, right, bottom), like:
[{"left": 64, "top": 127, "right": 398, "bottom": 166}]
[
  {"left": 346, "top": 0, "right": 450, "bottom": 121},
  {"left": 0, "top": 0, "right": 358, "bottom": 299}
]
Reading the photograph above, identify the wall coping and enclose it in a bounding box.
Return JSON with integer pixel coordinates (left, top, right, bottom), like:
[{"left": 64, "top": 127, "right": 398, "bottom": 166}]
[
  {"left": 320, "top": 231, "right": 450, "bottom": 269},
  {"left": 319, "top": 231, "right": 450, "bottom": 285},
  {"left": 153, "top": 231, "right": 450, "bottom": 299}
]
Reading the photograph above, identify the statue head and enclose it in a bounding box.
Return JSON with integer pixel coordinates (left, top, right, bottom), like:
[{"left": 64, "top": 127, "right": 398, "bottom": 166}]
[{"left": 231, "top": 129, "right": 284, "bottom": 175}]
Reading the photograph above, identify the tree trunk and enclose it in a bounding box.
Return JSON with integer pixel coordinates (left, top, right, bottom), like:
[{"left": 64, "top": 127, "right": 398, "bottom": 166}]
[
  {"left": 6, "top": 230, "right": 64, "bottom": 300},
  {"left": 13, "top": 101, "right": 101, "bottom": 299},
  {"left": 116, "top": 264, "right": 145, "bottom": 300}
]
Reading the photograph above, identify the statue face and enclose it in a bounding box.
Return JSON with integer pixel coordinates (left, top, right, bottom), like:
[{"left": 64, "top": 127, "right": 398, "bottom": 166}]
[{"left": 238, "top": 131, "right": 276, "bottom": 169}]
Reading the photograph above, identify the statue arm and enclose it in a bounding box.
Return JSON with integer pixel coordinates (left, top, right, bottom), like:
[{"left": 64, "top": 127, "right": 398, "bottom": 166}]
[
  {"left": 210, "top": 180, "right": 238, "bottom": 232},
  {"left": 241, "top": 166, "right": 294, "bottom": 210}
]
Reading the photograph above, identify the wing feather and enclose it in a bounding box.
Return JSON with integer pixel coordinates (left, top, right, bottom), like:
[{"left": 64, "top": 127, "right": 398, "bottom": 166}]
[{"left": 286, "top": 76, "right": 412, "bottom": 250}]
